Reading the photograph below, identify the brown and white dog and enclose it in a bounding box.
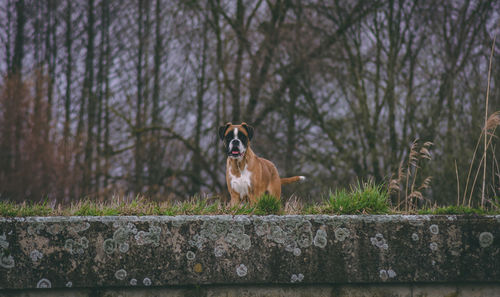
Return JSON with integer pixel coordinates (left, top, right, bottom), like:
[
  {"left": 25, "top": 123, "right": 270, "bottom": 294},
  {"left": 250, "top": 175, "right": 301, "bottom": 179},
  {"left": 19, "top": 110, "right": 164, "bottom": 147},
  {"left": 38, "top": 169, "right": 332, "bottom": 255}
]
[{"left": 218, "top": 122, "right": 305, "bottom": 205}]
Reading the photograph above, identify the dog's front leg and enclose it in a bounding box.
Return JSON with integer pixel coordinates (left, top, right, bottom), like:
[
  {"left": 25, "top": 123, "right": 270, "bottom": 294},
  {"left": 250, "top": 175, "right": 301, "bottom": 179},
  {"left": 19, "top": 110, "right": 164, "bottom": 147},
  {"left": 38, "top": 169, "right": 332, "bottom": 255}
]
[{"left": 229, "top": 192, "right": 241, "bottom": 207}]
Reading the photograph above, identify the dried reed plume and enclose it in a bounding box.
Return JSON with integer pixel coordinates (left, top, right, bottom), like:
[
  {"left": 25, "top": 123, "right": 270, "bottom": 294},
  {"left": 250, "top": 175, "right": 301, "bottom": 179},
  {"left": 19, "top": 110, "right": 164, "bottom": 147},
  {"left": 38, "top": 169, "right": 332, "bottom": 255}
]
[{"left": 390, "top": 139, "right": 433, "bottom": 212}]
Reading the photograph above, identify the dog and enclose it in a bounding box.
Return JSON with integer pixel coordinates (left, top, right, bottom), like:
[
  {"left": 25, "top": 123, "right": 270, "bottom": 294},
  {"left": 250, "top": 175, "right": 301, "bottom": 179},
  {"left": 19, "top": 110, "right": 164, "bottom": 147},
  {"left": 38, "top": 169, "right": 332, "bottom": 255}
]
[{"left": 218, "top": 122, "right": 305, "bottom": 205}]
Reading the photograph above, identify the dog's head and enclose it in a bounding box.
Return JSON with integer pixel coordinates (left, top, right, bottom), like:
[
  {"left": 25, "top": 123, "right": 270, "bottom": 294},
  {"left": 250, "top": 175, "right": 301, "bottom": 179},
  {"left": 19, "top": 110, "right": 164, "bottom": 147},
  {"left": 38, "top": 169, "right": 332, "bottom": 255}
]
[{"left": 218, "top": 122, "right": 254, "bottom": 159}]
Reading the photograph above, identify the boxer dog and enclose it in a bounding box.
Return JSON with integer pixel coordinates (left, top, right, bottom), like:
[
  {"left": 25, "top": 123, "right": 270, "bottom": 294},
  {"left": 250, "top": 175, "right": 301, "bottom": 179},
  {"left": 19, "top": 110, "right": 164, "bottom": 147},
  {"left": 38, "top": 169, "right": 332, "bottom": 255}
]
[{"left": 219, "top": 122, "right": 305, "bottom": 205}]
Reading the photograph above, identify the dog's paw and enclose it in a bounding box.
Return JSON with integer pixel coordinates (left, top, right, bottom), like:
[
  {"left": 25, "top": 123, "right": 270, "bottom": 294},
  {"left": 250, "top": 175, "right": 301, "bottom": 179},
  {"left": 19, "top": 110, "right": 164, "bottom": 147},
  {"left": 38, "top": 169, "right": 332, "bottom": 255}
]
[{"left": 299, "top": 176, "right": 306, "bottom": 182}]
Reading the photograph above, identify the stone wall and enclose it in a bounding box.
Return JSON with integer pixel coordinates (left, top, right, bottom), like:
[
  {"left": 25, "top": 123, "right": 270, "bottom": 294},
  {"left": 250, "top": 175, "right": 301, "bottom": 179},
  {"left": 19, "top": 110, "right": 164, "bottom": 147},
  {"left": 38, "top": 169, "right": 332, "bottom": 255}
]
[{"left": 0, "top": 215, "right": 499, "bottom": 296}]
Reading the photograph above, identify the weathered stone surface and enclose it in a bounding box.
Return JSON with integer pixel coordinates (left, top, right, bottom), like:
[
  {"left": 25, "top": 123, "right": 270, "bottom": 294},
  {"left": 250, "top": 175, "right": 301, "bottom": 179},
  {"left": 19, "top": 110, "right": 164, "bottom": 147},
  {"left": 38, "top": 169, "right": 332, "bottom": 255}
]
[
  {"left": 1, "top": 284, "right": 500, "bottom": 297},
  {"left": 0, "top": 215, "right": 499, "bottom": 290}
]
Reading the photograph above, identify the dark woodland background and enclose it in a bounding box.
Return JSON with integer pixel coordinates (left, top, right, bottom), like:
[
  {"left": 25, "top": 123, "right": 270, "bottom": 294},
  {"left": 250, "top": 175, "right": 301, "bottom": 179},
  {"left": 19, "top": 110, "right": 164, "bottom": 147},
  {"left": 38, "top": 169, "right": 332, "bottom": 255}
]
[{"left": 0, "top": 0, "right": 499, "bottom": 206}]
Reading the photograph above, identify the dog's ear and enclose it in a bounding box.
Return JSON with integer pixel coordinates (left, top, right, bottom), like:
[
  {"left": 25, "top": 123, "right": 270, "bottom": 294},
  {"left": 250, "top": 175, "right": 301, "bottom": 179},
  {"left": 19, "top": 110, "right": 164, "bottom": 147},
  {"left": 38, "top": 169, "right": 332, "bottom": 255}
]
[
  {"left": 218, "top": 122, "right": 232, "bottom": 140},
  {"left": 241, "top": 122, "right": 254, "bottom": 141}
]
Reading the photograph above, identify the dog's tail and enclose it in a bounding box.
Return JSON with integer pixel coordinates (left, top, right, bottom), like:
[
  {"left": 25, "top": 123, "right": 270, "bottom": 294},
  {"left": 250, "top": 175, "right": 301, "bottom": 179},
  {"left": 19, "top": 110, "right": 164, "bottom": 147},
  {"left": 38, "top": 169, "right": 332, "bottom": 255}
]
[{"left": 280, "top": 176, "right": 306, "bottom": 185}]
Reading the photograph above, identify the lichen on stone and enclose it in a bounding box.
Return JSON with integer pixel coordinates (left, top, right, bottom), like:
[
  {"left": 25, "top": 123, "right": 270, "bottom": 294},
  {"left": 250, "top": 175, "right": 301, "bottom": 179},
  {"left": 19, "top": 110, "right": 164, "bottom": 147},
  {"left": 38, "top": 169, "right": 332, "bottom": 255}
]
[
  {"left": 379, "top": 269, "right": 396, "bottom": 281},
  {"left": 69, "top": 222, "right": 90, "bottom": 233},
  {"left": 0, "top": 233, "right": 14, "bottom": 269},
  {"left": 370, "top": 233, "right": 388, "bottom": 250},
  {"left": 186, "top": 251, "right": 196, "bottom": 260},
  {"left": 334, "top": 228, "right": 350, "bottom": 242},
  {"left": 429, "top": 224, "right": 439, "bottom": 235},
  {"left": 65, "top": 237, "right": 89, "bottom": 255},
  {"left": 191, "top": 217, "right": 252, "bottom": 251},
  {"left": 293, "top": 248, "right": 301, "bottom": 256},
  {"left": 411, "top": 233, "right": 419, "bottom": 241},
  {"left": 291, "top": 273, "right": 304, "bottom": 283},
  {"left": 135, "top": 225, "right": 161, "bottom": 247},
  {"left": 429, "top": 242, "right": 438, "bottom": 251},
  {"left": 214, "top": 245, "right": 225, "bottom": 257},
  {"left": 115, "top": 269, "right": 127, "bottom": 280},
  {"left": 0, "top": 249, "right": 15, "bottom": 269},
  {"left": 103, "top": 223, "right": 138, "bottom": 254},
  {"left": 27, "top": 223, "right": 45, "bottom": 236},
  {"left": 103, "top": 238, "right": 117, "bottom": 254},
  {"left": 236, "top": 264, "right": 247, "bottom": 277},
  {"left": 30, "top": 249, "right": 43, "bottom": 262},
  {"left": 479, "top": 232, "right": 493, "bottom": 248},
  {"left": 0, "top": 233, "right": 8, "bottom": 249},
  {"left": 313, "top": 229, "right": 328, "bottom": 248},
  {"left": 130, "top": 278, "right": 137, "bottom": 286},
  {"left": 143, "top": 277, "right": 151, "bottom": 286},
  {"left": 36, "top": 278, "right": 51, "bottom": 288}
]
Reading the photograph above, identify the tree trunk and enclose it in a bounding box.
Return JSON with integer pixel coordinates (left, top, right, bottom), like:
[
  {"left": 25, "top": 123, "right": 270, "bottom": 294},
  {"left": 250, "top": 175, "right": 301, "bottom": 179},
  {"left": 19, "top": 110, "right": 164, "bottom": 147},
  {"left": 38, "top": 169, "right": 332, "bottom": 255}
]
[{"left": 83, "top": 0, "right": 96, "bottom": 195}]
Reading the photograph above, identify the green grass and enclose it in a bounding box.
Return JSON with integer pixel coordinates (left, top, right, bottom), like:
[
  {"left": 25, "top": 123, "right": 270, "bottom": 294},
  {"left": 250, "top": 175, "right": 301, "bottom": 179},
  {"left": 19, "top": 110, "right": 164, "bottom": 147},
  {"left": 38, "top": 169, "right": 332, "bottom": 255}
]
[
  {"left": 1, "top": 182, "right": 499, "bottom": 217},
  {"left": 418, "top": 205, "right": 486, "bottom": 215},
  {"left": 254, "top": 194, "right": 281, "bottom": 215},
  {"left": 312, "top": 181, "right": 390, "bottom": 214}
]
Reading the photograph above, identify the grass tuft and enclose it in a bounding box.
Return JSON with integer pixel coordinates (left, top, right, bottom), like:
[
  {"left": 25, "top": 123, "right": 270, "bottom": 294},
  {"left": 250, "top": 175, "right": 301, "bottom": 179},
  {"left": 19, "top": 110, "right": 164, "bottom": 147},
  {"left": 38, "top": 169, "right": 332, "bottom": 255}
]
[
  {"left": 320, "top": 181, "right": 390, "bottom": 214},
  {"left": 418, "top": 205, "right": 486, "bottom": 215},
  {"left": 254, "top": 194, "right": 281, "bottom": 215}
]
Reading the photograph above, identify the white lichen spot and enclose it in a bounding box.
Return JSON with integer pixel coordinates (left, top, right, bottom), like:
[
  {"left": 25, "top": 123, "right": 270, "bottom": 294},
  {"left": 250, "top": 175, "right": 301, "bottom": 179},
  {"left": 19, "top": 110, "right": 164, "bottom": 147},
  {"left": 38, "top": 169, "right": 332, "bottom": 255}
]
[
  {"left": 30, "top": 250, "right": 43, "bottom": 262},
  {"left": 115, "top": 269, "right": 127, "bottom": 280},
  {"left": 143, "top": 277, "right": 151, "bottom": 286},
  {"left": 431, "top": 260, "right": 436, "bottom": 266},
  {"left": 291, "top": 273, "right": 304, "bottom": 283},
  {"left": 411, "top": 233, "right": 419, "bottom": 241},
  {"left": 135, "top": 225, "right": 161, "bottom": 247},
  {"left": 447, "top": 215, "right": 457, "bottom": 221},
  {"left": 429, "top": 224, "right": 439, "bottom": 235},
  {"left": 214, "top": 245, "right": 225, "bottom": 257},
  {"left": 269, "top": 225, "right": 286, "bottom": 244},
  {"left": 119, "top": 242, "right": 129, "bottom": 253},
  {"left": 387, "top": 269, "right": 397, "bottom": 278},
  {"left": 0, "top": 234, "right": 14, "bottom": 269},
  {"left": 370, "top": 233, "right": 388, "bottom": 250},
  {"left": 66, "top": 281, "right": 72, "bottom": 288},
  {"left": 130, "top": 278, "right": 137, "bottom": 286},
  {"left": 104, "top": 223, "right": 138, "bottom": 254},
  {"left": 0, "top": 251, "right": 15, "bottom": 268},
  {"left": 0, "top": 233, "right": 8, "bottom": 249},
  {"left": 65, "top": 237, "right": 89, "bottom": 255},
  {"left": 69, "top": 222, "right": 90, "bottom": 233},
  {"left": 186, "top": 251, "right": 196, "bottom": 260},
  {"left": 236, "top": 264, "right": 248, "bottom": 277},
  {"left": 37, "top": 278, "right": 51, "bottom": 288},
  {"left": 429, "top": 242, "right": 438, "bottom": 251},
  {"left": 334, "top": 228, "right": 350, "bottom": 242},
  {"left": 479, "top": 232, "right": 494, "bottom": 248},
  {"left": 293, "top": 248, "right": 301, "bottom": 256},
  {"left": 379, "top": 269, "right": 396, "bottom": 281},
  {"left": 379, "top": 270, "right": 388, "bottom": 281},
  {"left": 313, "top": 229, "right": 328, "bottom": 248},
  {"left": 188, "top": 234, "right": 207, "bottom": 250},
  {"left": 103, "top": 239, "right": 117, "bottom": 254}
]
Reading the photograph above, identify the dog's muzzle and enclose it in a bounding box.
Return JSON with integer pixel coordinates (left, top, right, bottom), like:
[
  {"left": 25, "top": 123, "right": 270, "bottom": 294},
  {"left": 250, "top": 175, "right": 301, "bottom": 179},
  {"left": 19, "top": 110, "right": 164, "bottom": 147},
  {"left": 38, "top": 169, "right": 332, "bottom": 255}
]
[{"left": 228, "top": 140, "right": 244, "bottom": 158}]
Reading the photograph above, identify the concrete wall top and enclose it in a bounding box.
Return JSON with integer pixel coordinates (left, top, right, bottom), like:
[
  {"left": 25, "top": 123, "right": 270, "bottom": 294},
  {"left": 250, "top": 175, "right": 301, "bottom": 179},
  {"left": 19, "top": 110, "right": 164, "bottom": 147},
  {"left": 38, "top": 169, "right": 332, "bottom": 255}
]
[{"left": 0, "top": 215, "right": 499, "bottom": 290}]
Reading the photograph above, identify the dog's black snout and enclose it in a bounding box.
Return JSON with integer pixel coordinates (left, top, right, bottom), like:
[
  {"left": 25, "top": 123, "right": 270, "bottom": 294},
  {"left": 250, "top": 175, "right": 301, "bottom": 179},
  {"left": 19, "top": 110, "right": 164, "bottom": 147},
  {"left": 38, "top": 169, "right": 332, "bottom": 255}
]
[{"left": 231, "top": 139, "right": 240, "bottom": 145}]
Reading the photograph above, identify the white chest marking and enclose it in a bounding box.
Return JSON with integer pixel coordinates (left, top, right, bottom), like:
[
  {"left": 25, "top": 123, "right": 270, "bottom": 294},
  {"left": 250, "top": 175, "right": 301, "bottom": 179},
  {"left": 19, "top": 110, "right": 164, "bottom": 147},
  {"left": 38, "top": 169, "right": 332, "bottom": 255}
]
[{"left": 229, "top": 165, "right": 252, "bottom": 197}]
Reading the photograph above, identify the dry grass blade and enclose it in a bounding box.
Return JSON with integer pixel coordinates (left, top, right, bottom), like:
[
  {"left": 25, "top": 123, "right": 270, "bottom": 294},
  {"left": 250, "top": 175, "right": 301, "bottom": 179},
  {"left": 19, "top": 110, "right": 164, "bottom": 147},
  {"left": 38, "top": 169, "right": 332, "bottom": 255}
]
[
  {"left": 284, "top": 195, "right": 303, "bottom": 214},
  {"left": 485, "top": 111, "right": 500, "bottom": 131},
  {"left": 419, "top": 176, "right": 432, "bottom": 191},
  {"left": 420, "top": 147, "right": 431, "bottom": 160},
  {"left": 389, "top": 179, "right": 400, "bottom": 193},
  {"left": 481, "top": 32, "right": 497, "bottom": 208}
]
